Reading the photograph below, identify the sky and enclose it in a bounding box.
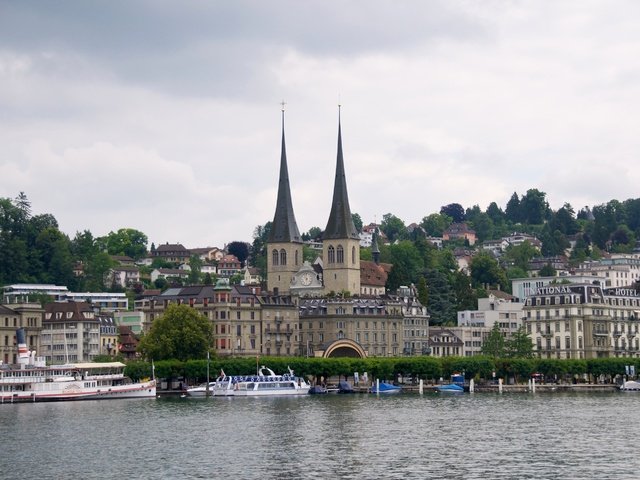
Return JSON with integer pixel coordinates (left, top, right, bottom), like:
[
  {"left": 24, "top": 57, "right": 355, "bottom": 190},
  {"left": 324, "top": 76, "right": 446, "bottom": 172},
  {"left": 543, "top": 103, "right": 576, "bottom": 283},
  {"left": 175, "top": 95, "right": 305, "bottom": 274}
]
[{"left": 2, "top": 1, "right": 640, "bottom": 250}]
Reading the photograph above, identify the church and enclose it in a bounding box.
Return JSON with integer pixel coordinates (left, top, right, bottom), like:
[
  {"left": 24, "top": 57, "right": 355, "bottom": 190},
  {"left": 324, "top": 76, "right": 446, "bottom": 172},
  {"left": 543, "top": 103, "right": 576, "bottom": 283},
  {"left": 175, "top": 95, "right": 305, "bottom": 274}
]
[
  {"left": 265, "top": 108, "right": 429, "bottom": 358},
  {"left": 266, "top": 107, "right": 361, "bottom": 297}
]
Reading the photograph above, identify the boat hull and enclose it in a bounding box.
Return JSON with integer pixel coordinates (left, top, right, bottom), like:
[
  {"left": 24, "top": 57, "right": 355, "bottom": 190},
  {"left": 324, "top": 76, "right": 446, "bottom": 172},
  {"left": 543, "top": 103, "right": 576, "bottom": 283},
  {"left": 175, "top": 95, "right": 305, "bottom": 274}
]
[{"left": 1, "top": 380, "right": 157, "bottom": 403}]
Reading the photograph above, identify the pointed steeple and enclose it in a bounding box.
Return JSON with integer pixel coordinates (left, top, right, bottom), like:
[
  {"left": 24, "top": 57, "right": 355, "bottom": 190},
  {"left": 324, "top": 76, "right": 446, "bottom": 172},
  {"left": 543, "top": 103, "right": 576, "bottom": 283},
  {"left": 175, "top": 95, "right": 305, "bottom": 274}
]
[
  {"left": 268, "top": 108, "right": 302, "bottom": 243},
  {"left": 323, "top": 106, "right": 359, "bottom": 240},
  {"left": 371, "top": 230, "right": 380, "bottom": 265}
]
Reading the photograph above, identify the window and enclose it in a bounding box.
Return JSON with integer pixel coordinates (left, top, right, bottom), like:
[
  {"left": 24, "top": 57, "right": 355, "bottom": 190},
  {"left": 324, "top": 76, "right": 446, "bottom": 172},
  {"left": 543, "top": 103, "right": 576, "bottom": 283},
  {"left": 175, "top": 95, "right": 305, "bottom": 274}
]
[
  {"left": 352, "top": 246, "right": 356, "bottom": 264},
  {"left": 280, "top": 249, "right": 287, "bottom": 266},
  {"left": 327, "top": 245, "right": 335, "bottom": 264},
  {"left": 337, "top": 245, "right": 344, "bottom": 263},
  {"left": 272, "top": 249, "right": 279, "bottom": 266}
]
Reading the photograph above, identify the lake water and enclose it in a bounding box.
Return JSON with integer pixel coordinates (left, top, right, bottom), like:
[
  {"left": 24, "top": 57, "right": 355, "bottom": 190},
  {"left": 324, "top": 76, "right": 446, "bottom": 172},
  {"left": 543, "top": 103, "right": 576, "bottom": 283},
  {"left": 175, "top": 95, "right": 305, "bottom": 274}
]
[{"left": 2, "top": 391, "right": 639, "bottom": 479}]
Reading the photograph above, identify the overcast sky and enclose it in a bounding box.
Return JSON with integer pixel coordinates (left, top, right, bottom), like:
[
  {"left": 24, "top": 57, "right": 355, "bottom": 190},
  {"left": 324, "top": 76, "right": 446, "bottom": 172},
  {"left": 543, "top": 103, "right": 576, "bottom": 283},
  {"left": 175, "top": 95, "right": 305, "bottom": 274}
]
[{"left": 2, "top": 1, "right": 640, "bottom": 249}]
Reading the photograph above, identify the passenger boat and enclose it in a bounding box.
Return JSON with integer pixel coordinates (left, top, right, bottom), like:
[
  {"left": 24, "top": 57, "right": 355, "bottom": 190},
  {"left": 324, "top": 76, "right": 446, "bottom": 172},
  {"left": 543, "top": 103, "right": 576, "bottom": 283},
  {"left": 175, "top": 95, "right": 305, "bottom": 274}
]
[
  {"left": 370, "top": 382, "right": 402, "bottom": 394},
  {"left": 228, "top": 366, "right": 310, "bottom": 396},
  {"left": 0, "top": 328, "right": 156, "bottom": 403}
]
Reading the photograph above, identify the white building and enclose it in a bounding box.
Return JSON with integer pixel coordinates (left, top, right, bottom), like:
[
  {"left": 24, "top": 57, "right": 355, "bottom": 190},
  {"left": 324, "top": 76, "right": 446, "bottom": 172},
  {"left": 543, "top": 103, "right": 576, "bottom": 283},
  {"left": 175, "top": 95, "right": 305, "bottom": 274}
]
[{"left": 457, "top": 291, "right": 524, "bottom": 356}]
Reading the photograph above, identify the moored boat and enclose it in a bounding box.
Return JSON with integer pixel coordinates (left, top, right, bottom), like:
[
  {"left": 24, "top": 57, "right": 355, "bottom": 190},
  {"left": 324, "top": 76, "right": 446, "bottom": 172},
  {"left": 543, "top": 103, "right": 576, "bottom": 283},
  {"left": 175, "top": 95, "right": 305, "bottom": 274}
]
[
  {"left": 231, "top": 366, "right": 310, "bottom": 396},
  {"left": 436, "top": 383, "right": 464, "bottom": 393},
  {"left": 620, "top": 380, "right": 640, "bottom": 391},
  {"left": 0, "top": 329, "right": 156, "bottom": 403},
  {"left": 186, "top": 382, "right": 217, "bottom": 397},
  {"left": 370, "top": 382, "right": 402, "bottom": 394}
]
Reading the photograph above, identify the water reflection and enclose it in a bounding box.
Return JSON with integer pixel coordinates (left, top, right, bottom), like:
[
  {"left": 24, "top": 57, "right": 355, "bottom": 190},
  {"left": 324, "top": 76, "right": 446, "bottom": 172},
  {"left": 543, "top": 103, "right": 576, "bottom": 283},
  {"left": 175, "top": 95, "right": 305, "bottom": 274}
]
[{"left": 2, "top": 392, "right": 639, "bottom": 479}]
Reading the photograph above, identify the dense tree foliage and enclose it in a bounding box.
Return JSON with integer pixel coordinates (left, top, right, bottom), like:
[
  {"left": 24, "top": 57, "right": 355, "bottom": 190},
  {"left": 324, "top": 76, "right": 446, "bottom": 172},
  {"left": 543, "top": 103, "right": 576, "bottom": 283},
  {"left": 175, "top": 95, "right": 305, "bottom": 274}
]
[
  {"left": 138, "top": 304, "right": 213, "bottom": 361},
  {"left": 227, "top": 240, "right": 250, "bottom": 267}
]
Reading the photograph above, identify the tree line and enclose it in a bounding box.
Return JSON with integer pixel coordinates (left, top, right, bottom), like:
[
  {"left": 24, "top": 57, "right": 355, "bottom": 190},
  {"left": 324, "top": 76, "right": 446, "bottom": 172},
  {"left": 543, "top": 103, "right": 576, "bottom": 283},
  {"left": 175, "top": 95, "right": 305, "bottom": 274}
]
[{"left": 124, "top": 355, "right": 637, "bottom": 386}]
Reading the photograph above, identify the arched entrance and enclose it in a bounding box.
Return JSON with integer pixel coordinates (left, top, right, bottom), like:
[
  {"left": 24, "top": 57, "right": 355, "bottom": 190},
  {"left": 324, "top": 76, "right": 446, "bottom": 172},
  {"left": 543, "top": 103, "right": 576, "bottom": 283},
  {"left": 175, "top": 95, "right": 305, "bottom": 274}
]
[{"left": 322, "top": 339, "right": 367, "bottom": 358}]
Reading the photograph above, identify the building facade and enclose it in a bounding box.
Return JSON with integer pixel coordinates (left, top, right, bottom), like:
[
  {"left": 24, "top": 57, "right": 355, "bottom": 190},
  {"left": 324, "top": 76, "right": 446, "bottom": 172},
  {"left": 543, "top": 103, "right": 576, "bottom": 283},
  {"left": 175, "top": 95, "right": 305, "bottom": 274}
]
[{"left": 523, "top": 283, "right": 640, "bottom": 359}]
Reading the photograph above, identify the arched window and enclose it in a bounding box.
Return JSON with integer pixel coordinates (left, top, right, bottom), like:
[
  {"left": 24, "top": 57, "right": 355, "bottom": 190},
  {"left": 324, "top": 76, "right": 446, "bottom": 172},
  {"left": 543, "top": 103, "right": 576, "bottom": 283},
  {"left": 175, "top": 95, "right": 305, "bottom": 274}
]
[
  {"left": 352, "top": 246, "right": 356, "bottom": 264},
  {"left": 328, "top": 245, "right": 335, "bottom": 264},
  {"left": 280, "top": 249, "right": 287, "bottom": 266},
  {"left": 338, "top": 330, "right": 345, "bottom": 339},
  {"left": 337, "top": 245, "right": 344, "bottom": 263},
  {"left": 272, "top": 249, "right": 279, "bottom": 266},
  {"left": 295, "top": 249, "right": 299, "bottom": 266}
]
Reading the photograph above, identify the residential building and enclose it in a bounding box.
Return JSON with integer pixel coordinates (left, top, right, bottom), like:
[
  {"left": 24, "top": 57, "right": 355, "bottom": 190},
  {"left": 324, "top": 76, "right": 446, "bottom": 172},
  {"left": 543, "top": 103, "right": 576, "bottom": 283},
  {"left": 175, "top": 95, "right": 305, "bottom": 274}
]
[
  {"left": 150, "top": 268, "right": 189, "bottom": 284},
  {"left": 217, "top": 254, "right": 242, "bottom": 278},
  {"left": 428, "top": 327, "right": 464, "bottom": 357},
  {"left": 443, "top": 223, "right": 477, "bottom": 246},
  {"left": 64, "top": 292, "right": 128, "bottom": 311},
  {"left": 97, "top": 313, "right": 118, "bottom": 356},
  {"left": 457, "top": 291, "right": 524, "bottom": 356},
  {"left": 0, "top": 300, "right": 43, "bottom": 364},
  {"left": 109, "top": 265, "right": 141, "bottom": 288},
  {"left": 114, "top": 311, "right": 146, "bottom": 334},
  {"left": 41, "top": 302, "right": 100, "bottom": 364},
  {"left": 118, "top": 325, "right": 140, "bottom": 360},
  {"left": 151, "top": 243, "right": 190, "bottom": 264}
]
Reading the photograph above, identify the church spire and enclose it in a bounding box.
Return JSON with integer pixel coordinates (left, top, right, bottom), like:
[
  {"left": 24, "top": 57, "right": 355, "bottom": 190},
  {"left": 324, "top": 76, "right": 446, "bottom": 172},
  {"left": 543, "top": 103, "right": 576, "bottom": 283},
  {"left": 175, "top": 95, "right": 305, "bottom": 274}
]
[
  {"left": 268, "top": 106, "right": 301, "bottom": 243},
  {"left": 323, "top": 106, "right": 359, "bottom": 240},
  {"left": 371, "top": 230, "right": 380, "bottom": 265}
]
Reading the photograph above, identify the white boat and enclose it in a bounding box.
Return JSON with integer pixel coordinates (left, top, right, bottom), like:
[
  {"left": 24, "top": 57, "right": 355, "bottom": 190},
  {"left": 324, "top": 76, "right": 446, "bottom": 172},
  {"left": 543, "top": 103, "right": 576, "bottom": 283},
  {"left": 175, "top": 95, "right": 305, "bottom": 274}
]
[
  {"left": 620, "top": 380, "right": 640, "bottom": 391},
  {"left": 186, "top": 382, "right": 217, "bottom": 397},
  {"left": 0, "top": 329, "right": 156, "bottom": 403},
  {"left": 222, "top": 366, "right": 310, "bottom": 397}
]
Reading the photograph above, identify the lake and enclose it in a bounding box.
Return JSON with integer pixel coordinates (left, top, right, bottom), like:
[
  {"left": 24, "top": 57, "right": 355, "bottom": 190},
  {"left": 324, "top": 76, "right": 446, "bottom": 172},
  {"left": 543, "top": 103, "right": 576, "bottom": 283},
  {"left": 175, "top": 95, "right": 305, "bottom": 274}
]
[{"left": 2, "top": 391, "right": 639, "bottom": 479}]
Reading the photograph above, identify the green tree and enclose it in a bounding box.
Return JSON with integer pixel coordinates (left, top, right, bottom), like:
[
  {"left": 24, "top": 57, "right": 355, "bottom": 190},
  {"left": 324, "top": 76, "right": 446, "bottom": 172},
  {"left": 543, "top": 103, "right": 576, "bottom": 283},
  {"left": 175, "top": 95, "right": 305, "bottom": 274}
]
[
  {"left": 302, "top": 226, "right": 323, "bottom": 241},
  {"left": 481, "top": 323, "right": 505, "bottom": 357},
  {"left": 384, "top": 241, "right": 423, "bottom": 290},
  {"left": 505, "top": 326, "right": 534, "bottom": 358},
  {"left": 380, "top": 213, "right": 407, "bottom": 243},
  {"left": 98, "top": 228, "right": 148, "bottom": 260},
  {"left": 420, "top": 213, "right": 452, "bottom": 237},
  {"left": 504, "top": 241, "right": 538, "bottom": 271},
  {"left": 440, "top": 203, "right": 465, "bottom": 223},
  {"left": 188, "top": 255, "right": 203, "bottom": 284},
  {"left": 539, "top": 263, "right": 557, "bottom": 277},
  {"left": 227, "top": 241, "right": 250, "bottom": 267},
  {"left": 505, "top": 192, "right": 522, "bottom": 224},
  {"left": 469, "top": 252, "right": 508, "bottom": 290},
  {"left": 423, "top": 268, "right": 457, "bottom": 325},
  {"left": 520, "top": 189, "right": 550, "bottom": 224},
  {"left": 138, "top": 303, "right": 212, "bottom": 361},
  {"left": 452, "top": 270, "right": 476, "bottom": 311},
  {"left": 84, "top": 252, "right": 115, "bottom": 291},
  {"left": 351, "top": 213, "right": 363, "bottom": 233}
]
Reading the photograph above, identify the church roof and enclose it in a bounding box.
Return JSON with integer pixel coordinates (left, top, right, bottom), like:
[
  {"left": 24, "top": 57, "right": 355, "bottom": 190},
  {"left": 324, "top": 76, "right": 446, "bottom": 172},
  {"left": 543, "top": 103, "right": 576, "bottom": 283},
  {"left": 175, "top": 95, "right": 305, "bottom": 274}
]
[
  {"left": 268, "top": 110, "right": 302, "bottom": 244},
  {"left": 323, "top": 110, "right": 359, "bottom": 241}
]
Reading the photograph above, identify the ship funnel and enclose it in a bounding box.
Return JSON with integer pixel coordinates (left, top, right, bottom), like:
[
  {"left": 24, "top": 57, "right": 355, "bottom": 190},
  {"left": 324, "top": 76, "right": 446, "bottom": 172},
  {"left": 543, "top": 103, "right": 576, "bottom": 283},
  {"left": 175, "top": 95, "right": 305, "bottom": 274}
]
[{"left": 16, "top": 328, "right": 30, "bottom": 365}]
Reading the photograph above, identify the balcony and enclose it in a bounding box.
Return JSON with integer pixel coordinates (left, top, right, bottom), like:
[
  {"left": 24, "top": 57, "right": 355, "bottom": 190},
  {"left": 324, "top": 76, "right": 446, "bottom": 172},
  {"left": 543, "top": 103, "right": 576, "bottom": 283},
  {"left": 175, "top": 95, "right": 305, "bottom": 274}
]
[{"left": 592, "top": 330, "right": 609, "bottom": 337}]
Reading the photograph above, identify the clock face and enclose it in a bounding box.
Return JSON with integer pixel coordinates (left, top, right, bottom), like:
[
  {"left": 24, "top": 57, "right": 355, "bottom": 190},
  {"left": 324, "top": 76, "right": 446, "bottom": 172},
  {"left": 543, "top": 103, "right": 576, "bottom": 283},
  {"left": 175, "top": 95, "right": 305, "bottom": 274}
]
[{"left": 300, "top": 273, "right": 313, "bottom": 286}]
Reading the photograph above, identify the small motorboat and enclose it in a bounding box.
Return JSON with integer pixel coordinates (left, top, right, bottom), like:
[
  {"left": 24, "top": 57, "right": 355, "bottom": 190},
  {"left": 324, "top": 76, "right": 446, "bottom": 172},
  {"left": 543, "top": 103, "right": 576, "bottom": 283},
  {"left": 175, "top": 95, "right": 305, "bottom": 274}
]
[
  {"left": 370, "top": 382, "right": 402, "bottom": 394},
  {"left": 620, "top": 380, "right": 640, "bottom": 391},
  {"left": 436, "top": 383, "right": 464, "bottom": 393},
  {"left": 337, "top": 380, "right": 355, "bottom": 394},
  {"left": 308, "top": 385, "right": 328, "bottom": 395}
]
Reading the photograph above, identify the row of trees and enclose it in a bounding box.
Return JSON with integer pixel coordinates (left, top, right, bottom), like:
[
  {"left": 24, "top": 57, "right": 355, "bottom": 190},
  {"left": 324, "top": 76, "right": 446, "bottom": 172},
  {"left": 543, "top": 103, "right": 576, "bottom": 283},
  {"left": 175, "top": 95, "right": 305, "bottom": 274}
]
[{"left": 124, "top": 354, "right": 636, "bottom": 385}]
